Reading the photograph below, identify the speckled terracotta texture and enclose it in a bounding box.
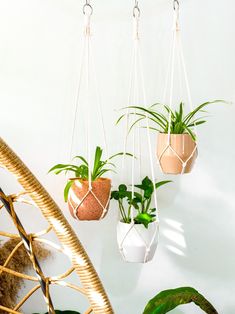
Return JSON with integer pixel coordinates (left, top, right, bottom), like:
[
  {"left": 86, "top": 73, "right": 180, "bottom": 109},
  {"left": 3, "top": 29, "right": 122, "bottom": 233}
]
[
  {"left": 157, "top": 133, "right": 198, "bottom": 174},
  {"left": 68, "top": 178, "right": 111, "bottom": 221}
]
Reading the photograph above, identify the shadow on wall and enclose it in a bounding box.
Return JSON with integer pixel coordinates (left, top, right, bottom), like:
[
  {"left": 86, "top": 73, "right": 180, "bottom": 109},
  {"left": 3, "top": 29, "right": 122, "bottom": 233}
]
[{"left": 160, "top": 162, "right": 235, "bottom": 282}]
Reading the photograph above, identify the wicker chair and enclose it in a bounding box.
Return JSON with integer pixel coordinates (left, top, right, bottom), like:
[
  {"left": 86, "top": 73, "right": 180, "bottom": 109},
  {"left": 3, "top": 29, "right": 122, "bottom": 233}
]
[{"left": 0, "top": 137, "right": 113, "bottom": 314}]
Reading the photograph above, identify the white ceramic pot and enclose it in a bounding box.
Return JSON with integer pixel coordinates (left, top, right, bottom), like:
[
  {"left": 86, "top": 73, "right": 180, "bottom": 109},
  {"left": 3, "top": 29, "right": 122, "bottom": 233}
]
[{"left": 117, "top": 221, "right": 159, "bottom": 263}]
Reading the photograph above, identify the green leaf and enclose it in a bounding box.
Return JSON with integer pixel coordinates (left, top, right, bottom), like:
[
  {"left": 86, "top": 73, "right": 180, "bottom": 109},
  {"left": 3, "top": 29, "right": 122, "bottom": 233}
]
[
  {"left": 133, "top": 192, "right": 143, "bottom": 202},
  {"left": 75, "top": 165, "right": 89, "bottom": 179},
  {"left": 187, "top": 120, "right": 207, "bottom": 128},
  {"left": 142, "top": 287, "right": 218, "bottom": 314},
  {"left": 92, "top": 146, "right": 103, "bottom": 179},
  {"left": 95, "top": 168, "right": 115, "bottom": 179},
  {"left": 155, "top": 180, "right": 172, "bottom": 189},
  {"left": 183, "top": 100, "right": 224, "bottom": 125},
  {"left": 184, "top": 125, "right": 196, "bottom": 141},
  {"left": 119, "top": 184, "right": 127, "bottom": 192},
  {"left": 64, "top": 180, "right": 74, "bottom": 202},
  {"left": 73, "top": 155, "right": 88, "bottom": 165},
  {"left": 116, "top": 113, "right": 127, "bottom": 125},
  {"left": 125, "top": 106, "right": 167, "bottom": 130},
  {"left": 48, "top": 164, "right": 78, "bottom": 174},
  {"left": 108, "top": 152, "right": 133, "bottom": 161},
  {"left": 111, "top": 191, "right": 120, "bottom": 200},
  {"left": 134, "top": 213, "right": 154, "bottom": 228}
]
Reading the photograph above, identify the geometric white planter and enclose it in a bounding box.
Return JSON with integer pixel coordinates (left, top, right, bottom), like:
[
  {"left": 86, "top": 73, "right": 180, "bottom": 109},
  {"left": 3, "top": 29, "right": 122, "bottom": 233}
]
[{"left": 117, "top": 221, "right": 159, "bottom": 263}]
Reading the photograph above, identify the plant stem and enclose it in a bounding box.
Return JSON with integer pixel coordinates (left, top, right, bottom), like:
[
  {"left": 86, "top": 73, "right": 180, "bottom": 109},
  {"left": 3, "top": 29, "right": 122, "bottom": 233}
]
[{"left": 118, "top": 199, "right": 128, "bottom": 223}]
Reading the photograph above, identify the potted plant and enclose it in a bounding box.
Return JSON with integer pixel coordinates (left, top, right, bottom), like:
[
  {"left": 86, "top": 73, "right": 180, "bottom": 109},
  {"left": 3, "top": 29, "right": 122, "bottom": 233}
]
[
  {"left": 118, "top": 100, "right": 224, "bottom": 174},
  {"left": 111, "top": 176, "right": 171, "bottom": 263},
  {"left": 49, "top": 146, "right": 131, "bottom": 221}
]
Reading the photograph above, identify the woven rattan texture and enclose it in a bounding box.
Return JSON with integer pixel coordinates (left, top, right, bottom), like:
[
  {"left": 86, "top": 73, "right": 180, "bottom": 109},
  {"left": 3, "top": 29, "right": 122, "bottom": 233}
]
[{"left": 0, "top": 137, "right": 113, "bottom": 314}]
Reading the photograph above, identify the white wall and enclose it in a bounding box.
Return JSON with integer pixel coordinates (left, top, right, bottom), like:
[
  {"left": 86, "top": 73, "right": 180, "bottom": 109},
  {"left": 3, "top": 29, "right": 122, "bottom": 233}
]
[{"left": 1, "top": 0, "right": 235, "bottom": 313}]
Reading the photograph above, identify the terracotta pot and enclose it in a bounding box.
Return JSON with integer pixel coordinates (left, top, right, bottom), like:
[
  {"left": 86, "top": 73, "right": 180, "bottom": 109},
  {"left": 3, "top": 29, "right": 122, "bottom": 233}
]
[
  {"left": 157, "top": 133, "right": 198, "bottom": 174},
  {"left": 68, "top": 178, "right": 111, "bottom": 221},
  {"left": 117, "top": 221, "right": 159, "bottom": 263}
]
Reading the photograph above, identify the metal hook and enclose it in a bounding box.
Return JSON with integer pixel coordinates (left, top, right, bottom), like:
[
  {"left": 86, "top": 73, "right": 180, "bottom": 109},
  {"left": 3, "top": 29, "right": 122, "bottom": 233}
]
[
  {"left": 133, "top": 0, "right": 140, "bottom": 18},
  {"left": 173, "top": 0, "right": 179, "bottom": 11},
  {"left": 83, "top": 0, "right": 93, "bottom": 15}
]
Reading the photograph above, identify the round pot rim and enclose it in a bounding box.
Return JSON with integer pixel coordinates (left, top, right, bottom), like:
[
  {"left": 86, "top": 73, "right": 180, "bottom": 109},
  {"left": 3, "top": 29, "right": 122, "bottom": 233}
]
[
  {"left": 158, "top": 132, "right": 194, "bottom": 137},
  {"left": 118, "top": 220, "right": 158, "bottom": 226},
  {"left": 68, "top": 177, "right": 111, "bottom": 183}
]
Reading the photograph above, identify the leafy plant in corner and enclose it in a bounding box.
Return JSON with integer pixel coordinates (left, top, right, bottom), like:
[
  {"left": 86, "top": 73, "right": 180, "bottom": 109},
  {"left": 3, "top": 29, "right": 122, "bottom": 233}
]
[
  {"left": 117, "top": 100, "right": 225, "bottom": 141},
  {"left": 49, "top": 146, "right": 132, "bottom": 202},
  {"left": 111, "top": 176, "right": 171, "bottom": 228},
  {"left": 142, "top": 287, "right": 218, "bottom": 314}
]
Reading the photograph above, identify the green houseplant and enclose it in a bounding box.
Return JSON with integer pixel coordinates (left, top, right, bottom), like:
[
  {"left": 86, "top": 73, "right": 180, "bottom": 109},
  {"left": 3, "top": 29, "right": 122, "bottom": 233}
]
[
  {"left": 112, "top": 176, "right": 171, "bottom": 263},
  {"left": 111, "top": 176, "right": 171, "bottom": 228},
  {"left": 49, "top": 146, "right": 131, "bottom": 221},
  {"left": 142, "top": 287, "right": 218, "bottom": 314},
  {"left": 118, "top": 100, "right": 224, "bottom": 174}
]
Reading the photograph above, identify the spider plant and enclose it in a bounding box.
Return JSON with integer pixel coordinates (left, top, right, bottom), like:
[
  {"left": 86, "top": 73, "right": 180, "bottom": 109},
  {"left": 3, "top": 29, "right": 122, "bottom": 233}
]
[
  {"left": 111, "top": 176, "right": 171, "bottom": 228},
  {"left": 49, "top": 146, "right": 132, "bottom": 202},
  {"left": 117, "top": 100, "right": 224, "bottom": 141}
]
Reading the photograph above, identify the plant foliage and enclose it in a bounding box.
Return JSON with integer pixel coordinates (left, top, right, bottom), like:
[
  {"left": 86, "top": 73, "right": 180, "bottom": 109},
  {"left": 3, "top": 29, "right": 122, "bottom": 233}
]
[
  {"left": 142, "top": 287, "right": 218, "bottom": 314},
  {"left": 49, "top": 146, "right": 131, "bottom": 202},
  {"left": 111, "top": 176, "right": 171, "bottom": 228},
  {"left": 118, "top": 100, "right": 224, "bottom": 141}
]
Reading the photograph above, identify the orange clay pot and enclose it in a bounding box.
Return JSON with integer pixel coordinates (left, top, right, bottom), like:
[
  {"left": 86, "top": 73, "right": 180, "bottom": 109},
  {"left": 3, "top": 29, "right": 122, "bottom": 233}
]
[
  {"left": 157, "top": 133, "right": 198, "bottom": 175},
  {"left": 68, "top": 178, "right": 111, "bottom": 221}
]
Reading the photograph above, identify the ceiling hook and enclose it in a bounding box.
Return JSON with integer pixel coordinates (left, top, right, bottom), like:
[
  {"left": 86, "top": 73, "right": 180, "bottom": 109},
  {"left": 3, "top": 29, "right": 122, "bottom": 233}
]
[
  {"left": 83, "top": 0, "right": 93, "bottom": 15},
  {"left": 133, "top": 0, "right": 140, "bottom": 18},
  {"left": 173, "top": 0, "right": 179, "bottom": 11}
]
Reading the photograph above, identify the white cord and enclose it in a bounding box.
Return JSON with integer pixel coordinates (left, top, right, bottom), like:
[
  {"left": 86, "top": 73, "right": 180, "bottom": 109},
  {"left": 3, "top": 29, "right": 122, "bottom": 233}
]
[
  {"left": 167, "top": 10, "right": 178, "bottom": 143},
  {"left": 138, "top": 41, "right": 159, "bottom": 222},
  {"left": 69, "top": 37, "right": 86, "bottom": 161}
]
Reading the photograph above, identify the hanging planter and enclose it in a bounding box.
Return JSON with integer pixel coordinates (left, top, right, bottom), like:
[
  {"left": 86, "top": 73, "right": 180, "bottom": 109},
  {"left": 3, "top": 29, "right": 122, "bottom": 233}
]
[
  {"left": 50, "top": 1, "right": 123, "bottom": 221},
  {"left": 157, "top": 133, "right": 197, "bottom": 174},
  {"left": 111, "top": 177, "right": 171, "bottom": 263},
  {"left": 117, "top": 0, "right": 226, "bottom": 175},
  {"left": 49, "top": 146, "right": 131, "bottom": 221},
  {"left": 119, "top": 100, "right": 224, "bottom": 175},
  {"left": 68, "top": 177, "right": 111, "bottom": 220},
  {"left": 117, "top": 220, "right": 158, "bottom": 263},
  {"left": 114, "top": 0, "right": 171, "bottom": 263}
]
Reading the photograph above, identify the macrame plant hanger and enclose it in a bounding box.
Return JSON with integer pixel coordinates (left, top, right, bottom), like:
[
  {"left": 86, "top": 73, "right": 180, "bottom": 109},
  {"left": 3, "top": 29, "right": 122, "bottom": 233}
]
[
  {"left": 158, "top": 0, "right": 198, "bottom": 175},
  {"left": 118, "top": 0, "right": 159, "bottom": 263},
  {"left": 68, "top": 0, "right": 110, "bottom": 221}
]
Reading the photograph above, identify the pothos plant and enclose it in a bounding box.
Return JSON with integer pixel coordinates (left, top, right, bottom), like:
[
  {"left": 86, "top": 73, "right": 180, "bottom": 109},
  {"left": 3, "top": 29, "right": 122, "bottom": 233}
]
[
  {"left": 117, "top": 100, "right": 224, "bottom": 141},
  {"left": 49, "top": 146, "right": 131, "bottom": 202},
  {"left": 111, "top": 176, "right": 171, "bottom": 228}
]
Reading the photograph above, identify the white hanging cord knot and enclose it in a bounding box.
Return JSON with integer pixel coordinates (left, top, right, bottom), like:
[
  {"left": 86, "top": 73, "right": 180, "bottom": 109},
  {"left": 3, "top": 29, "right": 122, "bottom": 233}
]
[
  {"left": 133, "top": 1, "right": 140, "bottom": 40},
  {"left": 83, "top": 0, "right": 93, "bottom": 36}
]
